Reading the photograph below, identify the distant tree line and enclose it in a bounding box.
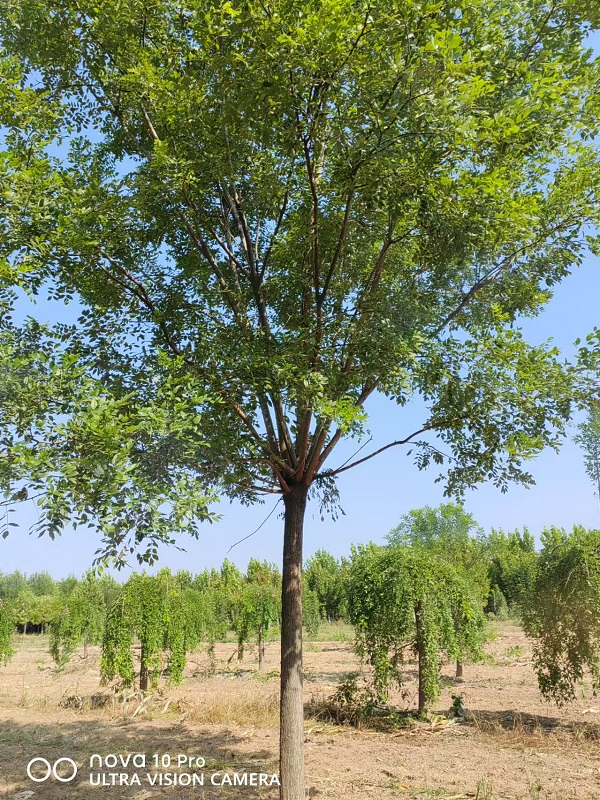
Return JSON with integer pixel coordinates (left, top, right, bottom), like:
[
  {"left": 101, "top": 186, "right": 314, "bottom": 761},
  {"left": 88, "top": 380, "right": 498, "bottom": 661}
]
[{"left": 1, "top": 505, "right": 598, "bottom": 708}]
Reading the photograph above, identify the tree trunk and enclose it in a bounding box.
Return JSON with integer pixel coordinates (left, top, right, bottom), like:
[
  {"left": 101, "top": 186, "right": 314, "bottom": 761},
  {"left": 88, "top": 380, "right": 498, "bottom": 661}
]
[
  {"left": 455, "top": 659, "right": 463, "bottom": 679},
  {"left": 207, "top": 642, "right": 217, "bottom": 675},
  {"left": 258, "top": 626, "right": 265, "bottom": 672},
  {"left": 83, "top": 633, "right": 89, "bottom": 661},
  {"left": 280, "top": 485, "right": 308, "bottom": 800},
  {"left": 415, "top": 601, "right": 426, "bottom": 715},
  {"left": 139, "top": 643, "right": 149, "bottom": 692}
]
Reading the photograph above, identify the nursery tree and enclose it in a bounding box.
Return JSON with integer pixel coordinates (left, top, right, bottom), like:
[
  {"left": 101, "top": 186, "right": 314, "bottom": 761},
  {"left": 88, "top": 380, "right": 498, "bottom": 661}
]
[
  {"left": 233, "top": 559, "right": 281, "bottom": 670},
  {"left": 483, "top": 527, "right": 538, "bottom": 612},
  {"left": 305, "top": 550, "right": 346, "bottom": 622},
  {"left": 0, "top": 598, "right": 14, "bottom": 665},
  {"left": 101, "top": 570, "right": 191, "bottom": 690},
  {"left": 11, "top": 588, "right": 58, "bottom": 633},
  {"left": 522, "top": 526, "right": 600, "bottom": 704},
  {"left": 302, "top": 579, "right": 321, "bottom": 640},
  {"left": 347, "top": 543, "right": 485, "bottom": 712},
  {"left": 49, "top": 571, "right": 106, "bottom": 666},
  {"left": 1, "top": 1, "right": 600, "bottom": 796},
  {"left": 388, "top": 503, "right": 489, "bottom": 676},
  {"left": 0, "top": 572, "right": 27, "bottom": 601}
]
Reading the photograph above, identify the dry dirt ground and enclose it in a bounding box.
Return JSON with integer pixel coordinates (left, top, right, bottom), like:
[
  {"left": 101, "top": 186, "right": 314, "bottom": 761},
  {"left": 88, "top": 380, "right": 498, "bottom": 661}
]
[{"left": 0, "top": 622, "right": 599, "bottom": 800}]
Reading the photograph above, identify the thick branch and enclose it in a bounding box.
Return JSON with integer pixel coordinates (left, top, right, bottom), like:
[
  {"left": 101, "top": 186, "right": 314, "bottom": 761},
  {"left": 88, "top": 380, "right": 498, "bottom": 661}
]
[{"left": 316, "top": 426, "right": 430, "bottom": 479}]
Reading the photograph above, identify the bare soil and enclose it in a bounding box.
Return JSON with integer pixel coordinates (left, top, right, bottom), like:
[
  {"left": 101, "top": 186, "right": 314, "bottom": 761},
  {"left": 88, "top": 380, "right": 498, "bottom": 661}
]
[{"left": 0, "top": 622, "right": 599, "bottom": 800}]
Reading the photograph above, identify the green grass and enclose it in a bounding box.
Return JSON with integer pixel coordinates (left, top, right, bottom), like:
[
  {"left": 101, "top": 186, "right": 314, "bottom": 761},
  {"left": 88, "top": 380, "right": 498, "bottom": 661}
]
[{"left": 306, "top": 621, "right": 354, "bottom": 642}]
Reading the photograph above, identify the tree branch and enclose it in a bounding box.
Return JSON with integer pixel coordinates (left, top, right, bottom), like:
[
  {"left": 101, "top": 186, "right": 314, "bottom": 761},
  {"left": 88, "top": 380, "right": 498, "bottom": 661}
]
[{"left": 316, "top": 426, "right": 430, "bottom": 479}]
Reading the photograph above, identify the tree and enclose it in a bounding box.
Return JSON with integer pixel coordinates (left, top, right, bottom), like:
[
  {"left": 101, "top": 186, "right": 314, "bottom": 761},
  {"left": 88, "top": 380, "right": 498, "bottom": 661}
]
[
  {"left": 388, "top": 503, "right": 489, "bottom": 676},
  {"left": 521, "top": 525, "right": 600, "bottom": 704},
  {"left": 49, "top": 571, "right": 106, "bottom": 666},
  {"left": 483, "top": 527, "right": 538, "bottom": 613},
  {"left": 1, "top": 2, "right": 600, "bottom": 796},
  {"left": 101, "top": 570, "right": 193, "bottom": 690},
  {"left": 26, "top": 572, "right": 56, "bottom": 597},
  {"left": 574, "top": 404, "right": 600, "bottom": 522},
  {"left": 0, "top": 572, "right": 27, "bottom": 601},
  {"left": 0, "top": 598, "right": 14, "bottom": 665},
  {"left": 305, "top": 550, "right": 346, "bottom": 622},
  {"left": 11, "top": 588, "right": 59, "bottom": 634},
  {"left": 302, "top": 578, "right": 321, "bottom": 640},
  {"left": 347, "top": 543, "right": 485, "bottom": 713},
  {"left": 233, "top": 559, "right": 281, "bottom": 671}
]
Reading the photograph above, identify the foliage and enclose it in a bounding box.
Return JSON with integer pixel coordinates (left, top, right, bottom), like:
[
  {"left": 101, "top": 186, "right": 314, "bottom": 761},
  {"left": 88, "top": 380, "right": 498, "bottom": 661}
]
[
  {"left": 27, "top": 572, "right": 55, "bottom": 596},
  {"left": 0, "top": 598, "right": 14, "bottom": 665},
  {"left": 486, "top": 585, "right": 510, "bottom": 620},
  {"left": 305, "top": 550, "right": 346, "bottom": 621},
  {"left": 325, "top": 672, "right": 382, "bottom": 726},
  {"left": 347, "top": 543, "right": 485, "bottom": 711},
  {"left": 522, "top": 525, "right": 600, "bottom": 704},
  {"left": 388, "top": 503, "right": 489, "bottom": 602},
  {"left": 49, "top": 571, "right": 106, "bottom": 667},
  {"left": 483, "top": 527, "right": 538, "bottom": 612},
  {"left": 11, "top": 589, "right": 60, "bottom": 631},
  {"left": 0, "top": 0, "right": 598, "bottom": 549},
  {"left": 232, "top": 559, "right": 281, "bottom": 667},
  {"left": 0, "top": 571, "right": 28, "bottom": 599},
  {"left": 302, "top": 580, "right": 321, "bottom": 639},
  {"left": 1, "top": 5, "right": 599, "bottom": 789},
  {"left": 101, "top": 569, "right": 194, "bottom": 688},
  {"left": 387, "top": 503, "right": 489, "bottom": 674},
  {"left": 0, "top": 324, "right": 218, "bottom": 564},
  {"left": 574, "top": 404, "right": 600, "bottom": 517}
]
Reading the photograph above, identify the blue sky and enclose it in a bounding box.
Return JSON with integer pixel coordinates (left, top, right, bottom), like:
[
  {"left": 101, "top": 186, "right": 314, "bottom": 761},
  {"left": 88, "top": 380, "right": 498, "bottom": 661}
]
[{"left": 2, "top": 246, "right": 599, "bottom": 579}]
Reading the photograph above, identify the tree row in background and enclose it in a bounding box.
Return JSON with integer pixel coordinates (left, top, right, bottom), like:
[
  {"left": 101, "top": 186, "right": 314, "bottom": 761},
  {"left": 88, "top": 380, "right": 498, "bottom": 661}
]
[
  {"left": 2, "top": 505, "right": 600, "bottom": 709},
  {"left": 0, "top": 559, "right": 320, "bottom": 688}
]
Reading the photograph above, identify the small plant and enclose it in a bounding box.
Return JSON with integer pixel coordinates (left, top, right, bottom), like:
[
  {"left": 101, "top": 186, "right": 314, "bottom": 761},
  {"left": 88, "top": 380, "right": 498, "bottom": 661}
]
[
  {"left": 504, "top": 644, "right": 524, "bottom": 659},
  {"left": 475, "top": 777, "right": 493, "bottom": 800},
  {"left": 450, "top": 693, "right": 464, "bottom": 717},
  {"left": 529, "top": 779, "right": 545, "bottom": 799},
  {"left": 324, "top": 673, "right": 381, "bottom": 726}
]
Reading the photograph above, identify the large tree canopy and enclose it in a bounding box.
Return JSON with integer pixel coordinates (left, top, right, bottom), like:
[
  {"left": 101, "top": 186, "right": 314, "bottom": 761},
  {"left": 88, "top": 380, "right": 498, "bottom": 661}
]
[{"left": 1, "top": 1, "right": 600, "bottom": 797}]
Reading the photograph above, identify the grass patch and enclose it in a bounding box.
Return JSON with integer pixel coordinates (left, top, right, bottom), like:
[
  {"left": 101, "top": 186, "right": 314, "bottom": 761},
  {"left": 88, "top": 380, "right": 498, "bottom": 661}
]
[{"left": 307, "top": 621, "right": 354, "bottom": 642}]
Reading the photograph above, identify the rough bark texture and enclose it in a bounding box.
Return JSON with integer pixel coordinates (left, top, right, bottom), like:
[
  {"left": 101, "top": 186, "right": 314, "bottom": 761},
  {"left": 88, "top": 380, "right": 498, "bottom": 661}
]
[
  {"left": 456, "top": 659, "right": 463, "bottom": 678},
  {"left": 280, "top": 485, "right": 308, "bottom": 800},
  {"left": 415, "top": 602, "right": 426, "bottom": 714}
]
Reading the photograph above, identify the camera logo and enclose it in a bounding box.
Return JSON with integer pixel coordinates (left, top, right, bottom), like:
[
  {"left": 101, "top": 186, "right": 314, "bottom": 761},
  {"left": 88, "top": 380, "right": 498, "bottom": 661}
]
[{"left": 27, "top": 757, "right": 78, "bottom": 783}]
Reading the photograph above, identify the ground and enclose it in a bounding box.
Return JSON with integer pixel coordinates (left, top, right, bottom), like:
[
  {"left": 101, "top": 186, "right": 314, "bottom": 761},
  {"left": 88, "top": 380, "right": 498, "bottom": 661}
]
[{"left": 0, "top": 622, "right": 599, "bottom": 800}]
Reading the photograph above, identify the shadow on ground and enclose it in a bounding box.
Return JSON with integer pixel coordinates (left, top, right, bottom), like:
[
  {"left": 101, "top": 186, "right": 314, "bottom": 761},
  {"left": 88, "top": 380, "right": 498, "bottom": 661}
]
[
  {"left": 0, "top": 717, "right": 279, "bottom": 799},
  {"left": 464, "top": 708, "right": 600, "bottom": 740}
]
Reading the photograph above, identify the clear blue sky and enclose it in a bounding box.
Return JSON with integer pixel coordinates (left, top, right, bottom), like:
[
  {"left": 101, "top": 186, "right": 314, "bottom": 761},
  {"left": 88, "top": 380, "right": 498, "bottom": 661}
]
[{"left": 2, "top": 247, "right": 599, "bottom": 579}]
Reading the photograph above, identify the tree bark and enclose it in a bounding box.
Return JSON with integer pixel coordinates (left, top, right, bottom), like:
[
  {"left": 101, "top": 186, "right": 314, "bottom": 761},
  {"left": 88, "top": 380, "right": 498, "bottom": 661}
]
[
  {"left": 280, "top": 484, "right": 308, "bottom": 800},
  {"left": 455, "top": 659, "right": 463, "bottom": 678},
  {"left": 139, "top": 643, "right": 149, "bottom": 692},
  {"left": 415, "top": 601, "right": 426, "bottom": 715},
  {"left": 84, "top": 633, "right": 89, "bottom": 661},
  {"left": 258, "top": 626, "right": 265, "bottom": 672}
]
